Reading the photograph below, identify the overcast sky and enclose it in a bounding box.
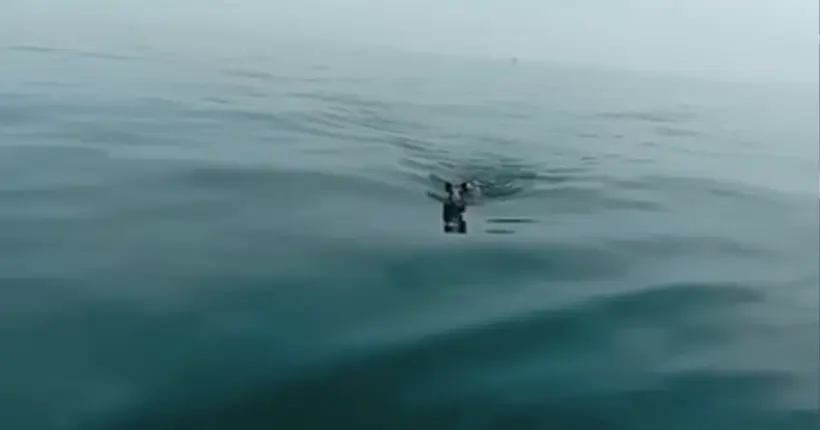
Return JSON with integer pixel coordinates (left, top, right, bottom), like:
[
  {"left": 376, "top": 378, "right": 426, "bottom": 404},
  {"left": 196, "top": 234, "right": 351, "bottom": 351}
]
[{"left": 3, "top": 0, "right": 817, "bottom": 84}]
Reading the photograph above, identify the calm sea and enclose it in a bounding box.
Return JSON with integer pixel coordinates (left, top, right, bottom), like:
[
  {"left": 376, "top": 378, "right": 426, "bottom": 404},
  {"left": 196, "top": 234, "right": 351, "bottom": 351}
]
[{"left": 1, "top": 40, "right": 818, "bottom": 430}]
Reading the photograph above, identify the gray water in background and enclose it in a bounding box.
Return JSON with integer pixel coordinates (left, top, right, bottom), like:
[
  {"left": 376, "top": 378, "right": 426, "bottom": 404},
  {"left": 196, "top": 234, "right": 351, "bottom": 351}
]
[{"left": 0, "top": 41, "right": 818, "bottom": 430}]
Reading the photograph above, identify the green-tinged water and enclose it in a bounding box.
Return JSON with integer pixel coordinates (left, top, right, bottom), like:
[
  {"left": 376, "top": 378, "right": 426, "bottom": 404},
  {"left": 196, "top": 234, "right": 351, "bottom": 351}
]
[{"left": 1, "top": 41, "right": 817, "bottom": 430}]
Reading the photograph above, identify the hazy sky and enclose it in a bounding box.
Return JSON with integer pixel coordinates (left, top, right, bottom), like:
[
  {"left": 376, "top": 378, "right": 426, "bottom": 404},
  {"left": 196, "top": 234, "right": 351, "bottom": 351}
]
[{"left": 3, "top": 0, "right": 817, "bottom": 84}]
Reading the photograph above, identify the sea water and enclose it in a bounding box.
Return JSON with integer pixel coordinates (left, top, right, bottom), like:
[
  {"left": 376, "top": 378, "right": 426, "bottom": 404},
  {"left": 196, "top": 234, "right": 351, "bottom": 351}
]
[{"left": 1, "top": 39, "right": 817, "bottom": 430}]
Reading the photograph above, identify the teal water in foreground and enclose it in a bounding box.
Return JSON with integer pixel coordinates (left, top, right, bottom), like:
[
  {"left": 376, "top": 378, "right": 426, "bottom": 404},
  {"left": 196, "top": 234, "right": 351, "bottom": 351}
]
[{"left": 1, "top": 42, "right": 818, "bottom": 430}]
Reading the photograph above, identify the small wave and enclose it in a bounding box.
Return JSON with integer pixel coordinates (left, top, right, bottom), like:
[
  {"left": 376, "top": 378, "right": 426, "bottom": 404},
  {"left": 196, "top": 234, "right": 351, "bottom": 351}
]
[
  {"left": 288, "top": 90, "right": 392, "bottom": 111},
  {"left": 72, "top": 50, "right": 137, "bottom": 62},
  {"left": 91, "top": 281, "right": 772, "bottom": 430},
  {"left": 596, "top": 109, "right": 697, "bottom": 125},
  {"left": 577, "top": 132, "right": 600, "bottom": 139},
  {"left": 200, "top": 96, "right": 232, "bottom": 105},
  {"left": 485, "top": 218, "right": 538, "bottom": 224},
  {"left": 8, "top": 45, "right": 141, "bottom": 62},
  {"left": 609, "top": 174, "right": 774, "bottom": 202},
  {"left": 5, "top": 45, "right": 61, "bottom": 54},
  {"left": 484, "top": 228, "right": 516, "bottom": 235},
  {"left": 654, "top": 126, "right": 700, "bottom": 137},
  {"left": 221, "top": 68, "right": 282, "bottom": 82}
]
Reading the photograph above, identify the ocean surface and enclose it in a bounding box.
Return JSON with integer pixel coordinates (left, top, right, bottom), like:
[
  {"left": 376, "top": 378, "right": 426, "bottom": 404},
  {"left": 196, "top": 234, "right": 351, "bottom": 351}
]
[{"left": 1, "top": 40, "right": 818, "bottom": 430}]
